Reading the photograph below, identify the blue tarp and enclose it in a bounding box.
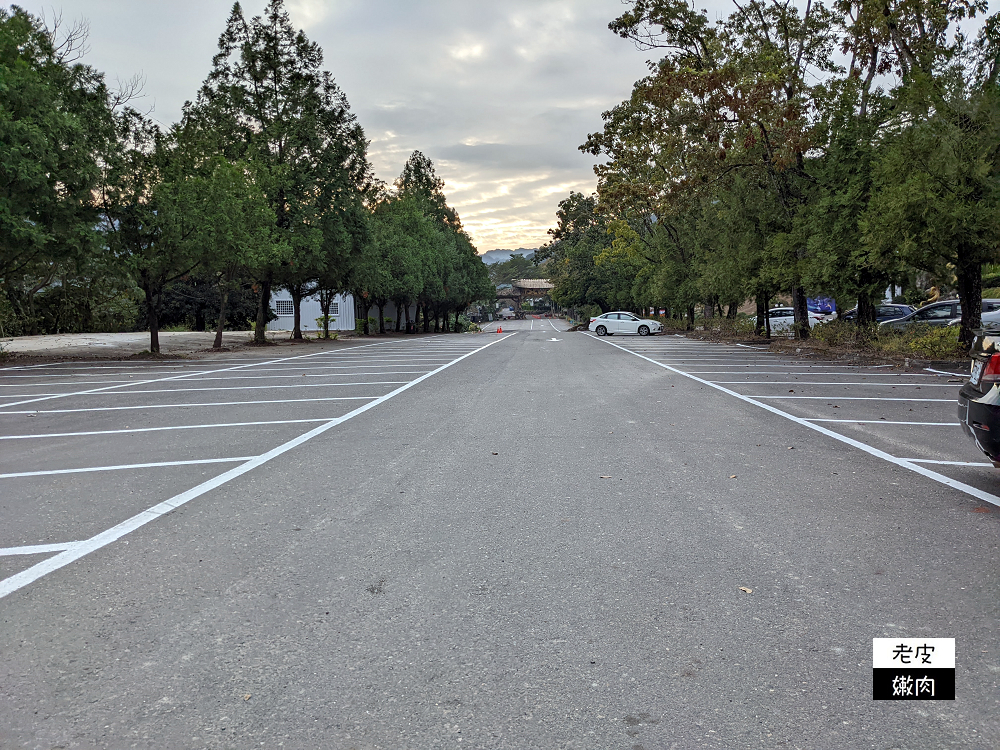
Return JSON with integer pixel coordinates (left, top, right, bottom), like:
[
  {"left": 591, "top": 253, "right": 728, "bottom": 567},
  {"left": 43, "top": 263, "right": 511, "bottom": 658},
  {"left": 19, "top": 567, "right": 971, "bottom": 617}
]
[{"left": 807, "top": 297, "right": 837, "bottom": 314}]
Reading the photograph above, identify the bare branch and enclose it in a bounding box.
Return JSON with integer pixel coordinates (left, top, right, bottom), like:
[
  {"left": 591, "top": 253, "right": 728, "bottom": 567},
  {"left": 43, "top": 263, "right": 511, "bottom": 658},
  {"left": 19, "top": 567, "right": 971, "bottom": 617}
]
[{"left": 40, "top": 7, "right": 91, "bottom": 63}]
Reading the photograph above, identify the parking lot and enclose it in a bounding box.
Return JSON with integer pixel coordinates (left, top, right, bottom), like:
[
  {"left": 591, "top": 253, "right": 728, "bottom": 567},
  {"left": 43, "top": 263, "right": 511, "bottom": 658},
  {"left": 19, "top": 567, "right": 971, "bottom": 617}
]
[
  {"left": 0, "top": 335, "right": 512, "bottom": 598},
  {"left": 588, "top": 333, "right": 1000, "bottom": 507},
  {"left": 2, "top": 323, "right": 997, "bottom": 749}
]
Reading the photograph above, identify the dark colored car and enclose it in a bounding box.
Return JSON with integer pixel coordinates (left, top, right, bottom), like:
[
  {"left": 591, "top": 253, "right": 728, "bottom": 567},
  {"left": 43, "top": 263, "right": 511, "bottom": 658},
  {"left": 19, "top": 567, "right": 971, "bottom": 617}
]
[
  {"left": 881, "top": 299, "right": 1000, "bottom": 331},
  {"left": 839, "top": 304, "right": 914, "bottom": 323},
  {"left": 958, "top": 330, "right": 1000, "bottom": 467}
]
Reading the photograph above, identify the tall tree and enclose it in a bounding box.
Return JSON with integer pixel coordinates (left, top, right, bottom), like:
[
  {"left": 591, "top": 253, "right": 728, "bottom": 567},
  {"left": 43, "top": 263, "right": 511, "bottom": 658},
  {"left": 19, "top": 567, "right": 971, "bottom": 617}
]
[
  {"left": 0, "top": 7, "right": 113, "bottom": 286},
  {"left": 190, "top": 0, "right": 371, "bottom": 344}
]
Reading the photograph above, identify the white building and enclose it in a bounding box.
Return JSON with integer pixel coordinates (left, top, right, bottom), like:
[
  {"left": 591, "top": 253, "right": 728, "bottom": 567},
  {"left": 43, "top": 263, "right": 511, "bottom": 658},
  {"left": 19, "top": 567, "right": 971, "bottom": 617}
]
[
  {"left": 267, "top": 289, "right": 356, "bottom": 332},
  {"left": 267, "top": 290, "right": 420, "bottom": 332}
]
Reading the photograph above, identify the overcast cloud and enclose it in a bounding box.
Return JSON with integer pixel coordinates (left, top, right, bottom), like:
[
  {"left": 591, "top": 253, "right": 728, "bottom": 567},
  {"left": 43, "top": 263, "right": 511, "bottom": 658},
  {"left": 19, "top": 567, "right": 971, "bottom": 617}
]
[{"left": 11, "top": 0, "right": 663, "bottom": 252}]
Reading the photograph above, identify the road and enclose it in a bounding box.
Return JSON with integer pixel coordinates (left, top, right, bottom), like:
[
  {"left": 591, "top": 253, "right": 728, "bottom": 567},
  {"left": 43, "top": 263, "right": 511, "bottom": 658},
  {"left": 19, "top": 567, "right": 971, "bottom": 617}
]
[{"left": 0, "top": 322, "right": 997, "bottom": 749}]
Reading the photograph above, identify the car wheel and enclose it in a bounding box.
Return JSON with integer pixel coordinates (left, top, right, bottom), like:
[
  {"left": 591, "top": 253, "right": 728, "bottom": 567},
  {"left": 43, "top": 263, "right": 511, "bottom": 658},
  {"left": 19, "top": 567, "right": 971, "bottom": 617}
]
[
  {"left": 596, "top": 325, "right": 607, "bottom": 336},
  {"left": 638, "top": 325, "right": 650, "bottom": 336}
]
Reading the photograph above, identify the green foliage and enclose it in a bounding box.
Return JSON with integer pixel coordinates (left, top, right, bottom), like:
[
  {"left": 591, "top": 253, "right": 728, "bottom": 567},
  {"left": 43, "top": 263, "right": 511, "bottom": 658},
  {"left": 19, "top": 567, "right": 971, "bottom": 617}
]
[
  {"left": 875, "top": 326, "right": 966, "bottom": 360},
  {"left": 0, "top": 2, "right": 477, "bottom": 345},
  {"left": 809, "top": 320, "right": 860, "bottom": 347},
  {"left": 549, "top": 0, "right": 1000, "bottom": 345},
  {"left": 487, "top": 254, "right": 545, "bottom": 286},
  {"left": 0, "top": 7, "right": 113, "bottom": 283}
]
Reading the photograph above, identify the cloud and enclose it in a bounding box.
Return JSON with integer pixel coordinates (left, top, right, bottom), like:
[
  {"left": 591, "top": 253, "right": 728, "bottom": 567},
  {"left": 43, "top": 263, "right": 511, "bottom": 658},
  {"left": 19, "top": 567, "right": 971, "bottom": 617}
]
[
  {"left": 285, "top": 0, "right": 336, "bottom": 28},
  {"left": 21, "top": 0, "right": 658, "bottom": 251}
]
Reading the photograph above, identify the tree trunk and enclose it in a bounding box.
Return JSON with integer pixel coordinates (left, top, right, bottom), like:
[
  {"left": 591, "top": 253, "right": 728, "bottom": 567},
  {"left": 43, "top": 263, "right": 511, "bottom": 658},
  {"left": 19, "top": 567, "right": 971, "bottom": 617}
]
[
  {"left": 254, "top": 272, "right": 272, "bottom": 344},
  {"left": 423, "top": 304, "right": 431, "bottom": 332},
  {"left": 291, "top": 284, "right": 303, "bottom": 340},
  {"left": 378, "top": 302, "right": 385, "bottom": 334},
  {"left": 956, "top": 255, "right": 982, "bottom": 350},
  {"left": 856, "top": 295, "right": 877, "bottom": 327},
  {"left": 755, "top": 295, "right": 767, "bottom": 337},
  {"left": 145, "top": 284, "right": 161, "bottom": 354},
  {"left": 194, "top": 305, "right": 206, "bottom": 332},
  {"left": 318, "top": 288, "right": 332, "bottom": 339},
  {"left": 213, "top": 271, "right": 231, "bottom": 349},
  {"left": 404, "top": 302, "right": 412, "bottom": 333},
  {"left": 727, "top": 303, "right": 738, "bottom": 320},
  {"left": 395, "top": 303, "right": 403, "bottom": 332},
  {"left": 792, "top": 285, "right": 810, "bottom": 340},
  {"left": 686, "top": 305, "right": 695, "bottom": 331}
]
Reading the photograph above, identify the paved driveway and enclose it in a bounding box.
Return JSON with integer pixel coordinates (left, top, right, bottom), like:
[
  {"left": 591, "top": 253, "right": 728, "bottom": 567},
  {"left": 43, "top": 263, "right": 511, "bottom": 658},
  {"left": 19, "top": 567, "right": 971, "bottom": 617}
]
[{"left": 0, "top": 325, "right": 996, "bottom": 750}]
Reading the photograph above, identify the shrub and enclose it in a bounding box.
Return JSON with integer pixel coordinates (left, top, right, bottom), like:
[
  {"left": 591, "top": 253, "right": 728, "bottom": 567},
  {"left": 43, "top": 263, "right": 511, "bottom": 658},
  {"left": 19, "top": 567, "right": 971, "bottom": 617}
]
[
  {"left": 355, "top": 316, "right": 381, "bottom": 335},
  {"left": 876, "top": 325, "right": 965, "bottom": 359},
  {"left": 810, "top": 319, "right": 862, "bottom": 347}
]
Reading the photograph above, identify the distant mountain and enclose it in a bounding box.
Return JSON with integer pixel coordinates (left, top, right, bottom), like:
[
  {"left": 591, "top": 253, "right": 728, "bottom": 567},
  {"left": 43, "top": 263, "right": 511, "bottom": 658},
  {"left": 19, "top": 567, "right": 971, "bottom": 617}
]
[{"left": 479, "top": 248, "right": 536, "bottom": 265}]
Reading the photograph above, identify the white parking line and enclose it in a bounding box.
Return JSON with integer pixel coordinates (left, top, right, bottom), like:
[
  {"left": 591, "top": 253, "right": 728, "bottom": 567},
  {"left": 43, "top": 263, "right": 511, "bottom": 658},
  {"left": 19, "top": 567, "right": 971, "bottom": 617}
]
[
  {"left": 754, "top": 396, "right": 954, "bottom": 402},
  {"left": 899, "top": 458, "right": 993, "bottom": 467},
  {"left": 0, "top": 395, "right": 377, "bottom": 415},
  {"left": 0, "top": 340, "right": 398, "bottom": 410},
  {"left": 680, "top": 371, "right": 920, "bottom": 376},
  {"left": 97, "top": 381, "right": 409, "bottom": 395},
  {"left": 0, "top": 332, "right": 517, "bottom": 600},
  {"left": 0, "top": 418, "right": 335, "bottom": 441},
  {"left": 710, "top": 381, "right": 958, "bottom": 387},
  {"left": 925, "top": 368, "right": 967, "bottom": 378},
  {"left": 805, "top": 419, "right": 958, "bottom": 425},
  {"left": 0, "top": 542, "right": 81, "bottom": 556},
  {"left": 0, "top": 380, "right": 413, "bottom": 399},
  {"left": 0, "top": 457, "right": 255, "bottom": 479},
  {"left": 593, "top": 335, "right": 1000, "bottom": 508}
]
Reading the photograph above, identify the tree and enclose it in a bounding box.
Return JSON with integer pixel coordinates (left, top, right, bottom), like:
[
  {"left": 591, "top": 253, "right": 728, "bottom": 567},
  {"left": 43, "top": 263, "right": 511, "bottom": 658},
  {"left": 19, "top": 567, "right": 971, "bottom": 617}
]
[
  {"left": 587, "top": 0, "right": 842, "bottom": 338},
  {"left": 850, "top": 0, "right": 1000, "bottom": 346},
  {"left": 0, "top": 7, "right": 112, "bottom": 289},
  {"left": 191, "top": 0, "right": 371, "bottom": 344},
  {"left": 99, "top": 112, "right": 200, "bottom": 353},
  {"left": 537, "top": 193, "right": 633, "bottom": 314}
]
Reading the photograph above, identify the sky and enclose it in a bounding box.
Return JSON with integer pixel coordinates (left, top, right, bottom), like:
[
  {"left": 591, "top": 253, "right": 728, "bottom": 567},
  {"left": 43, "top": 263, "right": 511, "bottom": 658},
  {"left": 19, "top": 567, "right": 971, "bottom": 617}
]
[
  {"left": 12, "top": 0, "right": 660, "bottom": 253},
  {"left": 13, "top": 0, "right": 995, "bottom": 255}
]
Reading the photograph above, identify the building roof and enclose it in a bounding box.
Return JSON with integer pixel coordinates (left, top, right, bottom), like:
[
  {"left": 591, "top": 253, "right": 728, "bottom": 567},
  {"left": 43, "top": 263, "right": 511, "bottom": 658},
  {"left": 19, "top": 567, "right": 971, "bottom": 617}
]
[{"left": 512, "top": 279, "right": 554, "bottom": 291}]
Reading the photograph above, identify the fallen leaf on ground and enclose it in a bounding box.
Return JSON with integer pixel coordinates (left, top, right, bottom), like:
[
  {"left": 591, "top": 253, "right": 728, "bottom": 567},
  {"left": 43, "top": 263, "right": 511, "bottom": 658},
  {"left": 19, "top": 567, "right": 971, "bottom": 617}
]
[
  {"left": 739, "top": 587, "right": 753, "bottom": 594},
  {"left": 730, "top": 475, "right": 737, "bottom": 479},
  {"left": 491, "top": 452, "right": 498, "bottom": 455},
  {"left": 973, "top": 507, "right": 990, "bottom": 513},
  {"left": 244, "top": 694, "right": 252, "bottom": 701},
  {"left": 600, "top": 475, "right": 612, "bottom": 479},
  {"left": 787, "top": 446, "right": 794, "bottom": 450}
]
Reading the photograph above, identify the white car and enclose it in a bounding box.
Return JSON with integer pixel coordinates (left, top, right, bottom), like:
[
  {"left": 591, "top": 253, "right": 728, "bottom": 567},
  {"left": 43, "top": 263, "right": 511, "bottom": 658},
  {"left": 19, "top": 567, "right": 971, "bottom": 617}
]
[
  {"left": 588, "top": 312, "right": 663, "bottom": 336},
  {"left": 751, "top": 307, "right": 826, "bottom": 333}
]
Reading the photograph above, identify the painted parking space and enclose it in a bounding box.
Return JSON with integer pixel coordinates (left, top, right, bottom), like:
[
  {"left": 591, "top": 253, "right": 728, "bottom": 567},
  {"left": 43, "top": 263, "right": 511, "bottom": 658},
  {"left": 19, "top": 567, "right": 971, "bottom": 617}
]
[
  {"left": 0, "top": 334, "right": 514, "bottom": 599},
  {"left": 591, "top": 333, "right": 1000, "bottom": 504}
]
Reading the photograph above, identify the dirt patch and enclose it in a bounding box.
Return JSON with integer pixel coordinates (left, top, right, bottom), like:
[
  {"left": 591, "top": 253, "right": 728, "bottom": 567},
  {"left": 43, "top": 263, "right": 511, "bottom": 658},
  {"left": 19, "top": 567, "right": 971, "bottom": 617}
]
[{"left": 683, "top": 331, "right": 966, "bottom": 369}]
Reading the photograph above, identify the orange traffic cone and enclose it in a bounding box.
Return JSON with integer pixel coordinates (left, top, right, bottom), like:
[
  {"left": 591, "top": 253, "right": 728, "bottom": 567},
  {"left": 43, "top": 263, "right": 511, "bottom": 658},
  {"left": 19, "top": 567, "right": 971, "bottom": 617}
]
[{"left": 497, "top": 326, "right": 502, "bottom": 333}]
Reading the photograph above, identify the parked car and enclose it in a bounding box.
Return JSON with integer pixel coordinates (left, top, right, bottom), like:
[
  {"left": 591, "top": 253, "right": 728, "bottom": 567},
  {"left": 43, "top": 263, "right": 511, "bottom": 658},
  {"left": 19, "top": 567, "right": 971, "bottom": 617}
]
[
  {"left": 961, "top": 306, "right": 1000, "bottom": 328},
  {"left": 749, "top": 307, "right": 825, "bottom": 333},
  {"left": 880, "top": 299, "right": 1000, "bottom": 330},
  {"left": 957, "top": 328, "right": 1000, "bottom": 467},
  {"left": 589, "top": 312, "right": 663, "bottom": 336},
  {"left": 838, "top": 304, "right": 915, "bottom": 323}
]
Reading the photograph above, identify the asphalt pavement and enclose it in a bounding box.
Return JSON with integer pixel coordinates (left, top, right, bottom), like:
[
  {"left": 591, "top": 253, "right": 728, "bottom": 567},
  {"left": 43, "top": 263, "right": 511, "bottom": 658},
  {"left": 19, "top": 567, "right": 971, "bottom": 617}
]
[{"left": 0, "top": 321, "right": 997, "bottom": 749}]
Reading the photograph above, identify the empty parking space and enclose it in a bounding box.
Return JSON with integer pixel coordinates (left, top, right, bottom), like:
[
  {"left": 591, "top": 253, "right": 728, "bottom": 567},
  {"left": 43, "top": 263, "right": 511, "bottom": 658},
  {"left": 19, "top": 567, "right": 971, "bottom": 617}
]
[
  {"left": 591, "top": 333, "right": 1000, "bottom": 504},
  {"left": 0, "top": 334, "right": 512, "bottom": 599}
]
